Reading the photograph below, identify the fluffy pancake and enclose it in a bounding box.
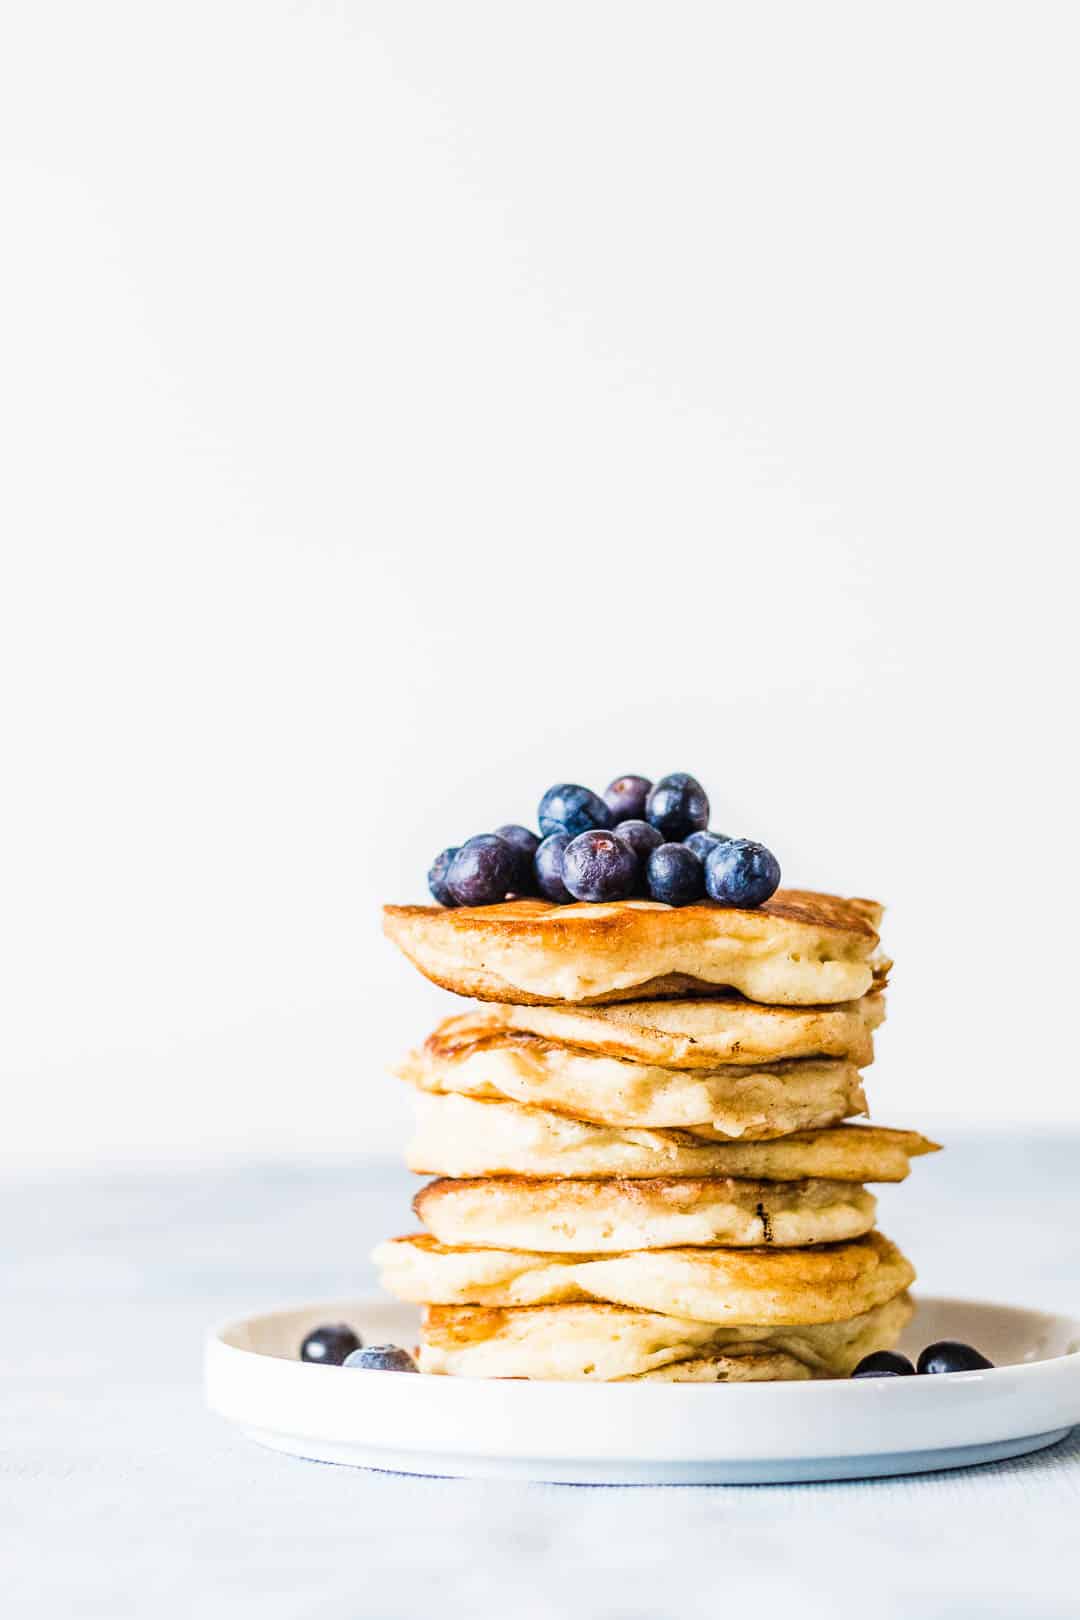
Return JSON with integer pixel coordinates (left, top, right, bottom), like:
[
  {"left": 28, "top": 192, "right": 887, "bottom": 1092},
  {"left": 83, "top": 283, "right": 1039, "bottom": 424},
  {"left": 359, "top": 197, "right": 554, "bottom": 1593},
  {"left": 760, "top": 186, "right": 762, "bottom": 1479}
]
[
  {"left": 624, "top": 1353, "right": 814, "bottom": 1382},
  {"left": 383, "top": 892, "right": 883, "bottom": 1006},
  {"left": 379, "top": 1230, "right": 913, "bottom": 1326},
  {"left": 454, "top": 994, "right": 885, "bottom": 1069},
  {"left": 401, "top": 1018, "right": 868, "bottom": 1138},
  {"left": 417, "top": 1292, "right": 914, "bottom": 1380},
  {"left": 412, "top": 1174, "right": 877, "bottom": 1251},
  {"left": 406, "top": 1091, "right": 939, "bottom": 1181}
]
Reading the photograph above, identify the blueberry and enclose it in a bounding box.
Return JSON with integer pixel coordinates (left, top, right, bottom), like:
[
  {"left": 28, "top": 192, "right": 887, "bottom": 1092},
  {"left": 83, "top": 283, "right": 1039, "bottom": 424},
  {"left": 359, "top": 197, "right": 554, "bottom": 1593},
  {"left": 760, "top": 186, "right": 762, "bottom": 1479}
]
[
  {"left": 613, "top": 819, "right": 663, "bottom": 896},
  {"left": 343, "top": 1344, "right": 418, "bottom": 1372},
  {"left": 916, "top": 1340, "right": 994, "bottom": 1375},
  {"left": 562, "top": 829, "right": 638, "bottom": 902},
  {"left": 537, "top": 783, "right": 611, "bottom": 839},
  {"left": 446, "top": 834, "right": 517, "bottom": 906},
  {"left": 851, "top": 1351, "right": 916, "bottom": 1378},
  {"left": 300, "top": 1323, "right": 362, "bottom": 1366},
  {"left": 613, "top": 819, "right": 664, "bottom": 863},
  {"left": 603, "top": 775, "right": 652, "bottom": 823},
  {"left": 646, "top": 842, "right": 705, "bottom": 906},
  {"left": 704, "top": 838, "right": 781, "bottom": 908},
  {"left": 645, "top": 773, "right": 710, "bottom": 839},
  {"left": 684, "top": 829, "right": 730, "bottom": 863},
  {"left": 534, "top": 832, "right": 573, "bottom": 902},
  {"left": 493, "top": 824, "right": 540, "bottom": 894},
  {"left": 427, "top": 846, "right": 461, "bottom": 907}
]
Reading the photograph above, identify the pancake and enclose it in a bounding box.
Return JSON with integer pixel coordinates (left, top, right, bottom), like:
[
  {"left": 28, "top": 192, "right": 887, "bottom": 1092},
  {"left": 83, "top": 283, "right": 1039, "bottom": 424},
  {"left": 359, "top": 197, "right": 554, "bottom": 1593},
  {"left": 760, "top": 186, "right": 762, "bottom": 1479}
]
[
  {"left": 417, "top": 1291, "right": 914, "bottom": 1380},
  {"left": 412, "top": 1174, "right": 877, "bottom": 1251},
  {"left": 406, "top": 1091, "right": 939, "bottom": 1181},
  {"left": 383, "top": 892, "right": 883, "bottom": 1006},
  {"left": 624, "top": 1353, "right": 814, "bottom": 1382},
  {"left": 401, "top": 1018, "right": 868, "bottom": 1138},
  {"left": 453, "top": 994, "right": 885, "bottom": 1069},
  {"left": 378, "top": 1230, "right": 913, "bottom": 1326}
]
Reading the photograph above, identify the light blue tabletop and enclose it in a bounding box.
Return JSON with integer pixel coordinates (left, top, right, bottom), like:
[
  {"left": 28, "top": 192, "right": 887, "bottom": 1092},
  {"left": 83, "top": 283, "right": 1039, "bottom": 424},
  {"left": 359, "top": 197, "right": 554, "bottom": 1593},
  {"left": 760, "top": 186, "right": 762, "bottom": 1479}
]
[{"left": 7, "top": 1133, "right": 1079, "bottom": 1619}]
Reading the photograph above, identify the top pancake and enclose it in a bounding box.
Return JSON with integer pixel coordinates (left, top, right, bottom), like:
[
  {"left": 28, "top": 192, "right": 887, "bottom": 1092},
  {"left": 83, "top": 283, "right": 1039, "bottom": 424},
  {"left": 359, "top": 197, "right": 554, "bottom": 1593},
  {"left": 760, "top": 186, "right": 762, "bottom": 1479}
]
[{"left": 383, "top": 891, "right": 883, "bottom": 1007}]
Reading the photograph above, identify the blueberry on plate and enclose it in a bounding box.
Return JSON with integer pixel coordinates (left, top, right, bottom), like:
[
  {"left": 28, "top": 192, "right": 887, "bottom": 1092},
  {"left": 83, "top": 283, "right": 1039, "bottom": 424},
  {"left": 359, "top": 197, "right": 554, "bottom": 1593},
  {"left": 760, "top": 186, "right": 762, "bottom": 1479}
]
[
  {"left": 537, "top": 783, "right": 611, "bottom": 839},
  {"left": 427, "top": 846, "right": 461, "bottom": 907},
  {"left": 916, "top": 1340, "right": 994, "bottom": 1374},
  {"left": 562, "top": 829, "right": 638, "bottom": 902},
  {"left": 613, "top": 819, "right": 664, "bottom": 863},
  {"left": 300, "top": 1323, "right": 362, "bottom": 1366},
  {"left": 446, "top": 834, "right": 517, "bottom": 906},
  {"left": 704, "top": 838, "right": 781, "bottom": 908},
  {"left": 603, "top": 774, "right": 652, "bottom": 823},
  {"left": 646, "top": 842, "right": 705, "bottom": 906},
  {"left": 343, "top": 1344, "right": 418, "bottom": 1372},
  {"left": 850, "top": 1351, "right": 916, "bottom": 1378},
  {"left": 534, "top": 832, "right": 573, "bottom": 902},
  {"left": 684, "top": 829, "right": 730, "bottom": 863},
  {"left": 493, "top": 824, "right": 540, "bottom": 894},
  {"left": 645, "top": 773, "right": 710, "bottom": 839}
]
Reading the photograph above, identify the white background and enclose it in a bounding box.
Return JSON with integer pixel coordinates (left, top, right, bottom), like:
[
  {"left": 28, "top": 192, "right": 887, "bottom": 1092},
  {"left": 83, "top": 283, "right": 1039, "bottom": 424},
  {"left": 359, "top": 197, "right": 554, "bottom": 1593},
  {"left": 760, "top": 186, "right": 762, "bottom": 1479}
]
[{"left": 2, "top": 2, "right": 1078, "bottom": 1165}]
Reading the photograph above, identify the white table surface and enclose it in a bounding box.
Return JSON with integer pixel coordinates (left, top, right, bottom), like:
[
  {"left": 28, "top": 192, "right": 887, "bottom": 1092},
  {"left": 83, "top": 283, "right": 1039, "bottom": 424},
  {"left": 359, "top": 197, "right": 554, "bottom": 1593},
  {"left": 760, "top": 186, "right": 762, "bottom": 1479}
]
[{"left": 8, "top": 1133, "right": 1080, "bottom": 1619}]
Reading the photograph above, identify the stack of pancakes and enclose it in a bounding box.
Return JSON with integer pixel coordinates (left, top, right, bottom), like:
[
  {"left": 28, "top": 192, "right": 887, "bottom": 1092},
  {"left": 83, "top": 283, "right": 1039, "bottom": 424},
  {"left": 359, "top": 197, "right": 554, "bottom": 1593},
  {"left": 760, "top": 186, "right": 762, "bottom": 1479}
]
[{"left": 376, "top": 892, "right": 938, "bottom": 1381}]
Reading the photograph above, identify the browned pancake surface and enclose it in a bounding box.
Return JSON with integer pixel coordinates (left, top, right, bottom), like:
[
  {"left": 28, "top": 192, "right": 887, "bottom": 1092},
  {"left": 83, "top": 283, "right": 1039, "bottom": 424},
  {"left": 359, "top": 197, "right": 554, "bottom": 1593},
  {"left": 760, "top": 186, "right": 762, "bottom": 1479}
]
[{"left": 383, "top": 892, "right": 883, "bottom": 1007}]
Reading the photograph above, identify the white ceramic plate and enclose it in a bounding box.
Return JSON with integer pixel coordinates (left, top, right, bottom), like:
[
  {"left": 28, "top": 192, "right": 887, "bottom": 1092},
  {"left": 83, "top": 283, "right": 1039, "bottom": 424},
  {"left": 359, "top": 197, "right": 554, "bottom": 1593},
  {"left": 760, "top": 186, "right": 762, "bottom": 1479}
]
[{"left": 205, "top": 1294, "right": 1080, "bottom": 1484}]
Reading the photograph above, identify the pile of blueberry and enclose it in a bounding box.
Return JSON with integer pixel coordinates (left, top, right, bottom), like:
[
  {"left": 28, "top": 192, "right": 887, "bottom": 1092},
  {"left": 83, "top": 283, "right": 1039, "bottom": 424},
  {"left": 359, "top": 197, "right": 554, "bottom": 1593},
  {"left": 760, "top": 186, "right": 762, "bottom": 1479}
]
[
  {"left": 427, "top": 773, "right": 781, "bottom": 910},
  {"left": 300, "top": 1323, "right": 417, "bottom": 1372},
  {"left": 851, "top": 1340, "right": 994, "bottom": 1378}
]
